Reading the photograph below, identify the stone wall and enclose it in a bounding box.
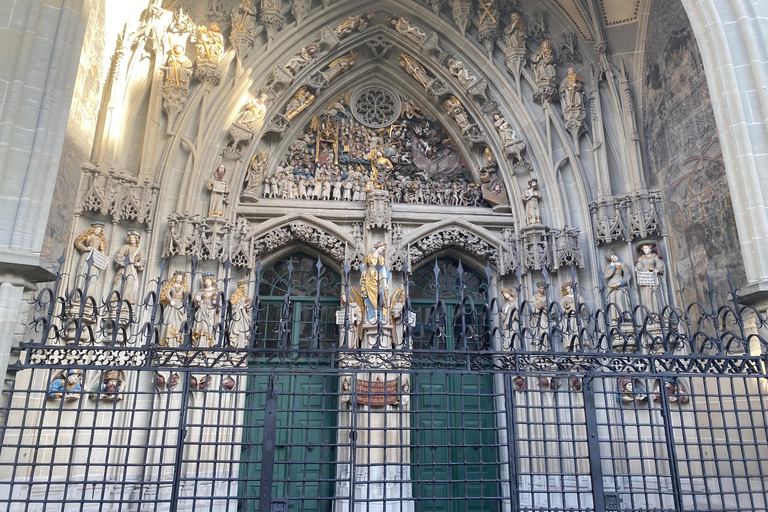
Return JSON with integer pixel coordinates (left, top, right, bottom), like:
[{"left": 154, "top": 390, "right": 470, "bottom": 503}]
[
  {"left": 642, "top": 0, "right": 746, "bottom": 303},
  {"left": 41, "top": 0, "right": 106, "bottom": 263}
]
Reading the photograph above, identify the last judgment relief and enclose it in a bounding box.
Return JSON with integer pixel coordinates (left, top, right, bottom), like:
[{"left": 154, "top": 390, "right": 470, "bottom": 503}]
[{"left": 243, "top": 90, "right": 502, "bottom": 207}]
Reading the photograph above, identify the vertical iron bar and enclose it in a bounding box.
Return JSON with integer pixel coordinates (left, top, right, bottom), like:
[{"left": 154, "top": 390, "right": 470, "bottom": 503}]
[
  {"left": 258, "top": 371, "right": 279, "bottom": 512},
  {"left": 169, "top": 371, "right": 192, "bottom": 512},
  {"left": 582, "top": 374, "right": 606, "bottom": 512},
  {"left": 503, "top": 373, "right": 520, "bottom": 512},
  {"left": 655, "top": 373, "right": 685, "bottom": 512}
]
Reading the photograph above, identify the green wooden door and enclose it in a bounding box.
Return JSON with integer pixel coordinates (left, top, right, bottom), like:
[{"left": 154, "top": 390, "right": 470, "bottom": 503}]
[
  {"left": 241, "top": 373, "right": 338, "bottom": 512},
  {"left": 410, "top": 259, "right": 499, "bottom": 511}
]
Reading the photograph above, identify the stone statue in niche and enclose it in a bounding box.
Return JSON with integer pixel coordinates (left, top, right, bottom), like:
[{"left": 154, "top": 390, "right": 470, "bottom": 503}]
[
  {"left": 389, "top": 286, "right": 407, "bottom": 348},
  {"left": 229, "top": 279, "right": 251, "bottom": 348},
  {"left": 446, "top": 58, "right": 477, "bottom": 90},
  {"left": 634, "top": 240, "right": 666, "bottom": 315},
  {"left": 492, "top": 112, "right": 525, "bottom": 163},
  {"left": 360, "top": 242, "right": 390, "bottom": 324},
  {"left": 442, "top": 95, "right": 472, "bottom": 132},
  {"left": 560, "top": 281, "right": 583, "bottom": 350},
  {"left": 231, "top": 0, "right": 257, "bottom": 32},
  {"left": 617, "top": 378, "right": 647, "bottom": 404},
  {"left": 193, "top": 273, "right": 221, "bottom": 347},
  {"left": 560, "top": 66, "right": 587, "bottom": 137},
  {"left": 193, "top": 22, "right": 225, "bottom": 86},
  {"left": 227, "top": 96, "right": 267, "bottom": 156},
  {"left": 284, "top": 44, "right": 319, "bottom": 76},
  {"left": 159, "top": 270, "right": 190, "bottom": 348},
  {"left": 338, "top": 292, "right": 363, "bottom": 348},
  {"left": 504, "top": 12, "right": 527, "bottom": 85},
  {"left": 73, "top": 222, "right": 108, "bottom": 292},
  {"left": 284, "top": 86, "right": 315, "bottom": 119},
  {"left": 522, "top": 178, "right": 542, "bottom": 226},
  {"left": 399, "top": 54, "right": 435, "bottom": 90},
  {"left": 333, "top": 12, "right": 375, "bottom": 40},
  {"left": 531, "top": 40, "right": 558, "bottom": 103},
  {"left": 386, "top": 15, "right": 427, "bottom": 45},
  {"left": 47, "top": 369, "right": 83, "bottom": 400},
  {"left": 653, "top": 377, "right": 690, "bottom": 404},
  {"left": 161, "top": 45, "right": 193, "bottom": 125},
  {"left": 320, "top": 51, "right": 357, "bottom": 83},
  {"left": 112, "top": 230, "right": 146, "bottom": 305},
  {"left": 479, "top": 156, "right": 507, "bottom": 207},
  {"left": 243, "top": 149, "right": 269, "bottom": 197},
  {"left": 603, "top": 251, "right": 631, "bottom": 324},
  {"left": 206, "top": 165, "right": 229, "bottom": 218},
  {"left": 500, "top": 287, "right": 519, "bottom": 332}
]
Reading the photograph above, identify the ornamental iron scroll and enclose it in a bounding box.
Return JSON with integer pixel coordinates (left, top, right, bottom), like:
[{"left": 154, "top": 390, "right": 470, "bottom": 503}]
[{"left": 351, "top": 86, "right": 402, "bottom": 128}]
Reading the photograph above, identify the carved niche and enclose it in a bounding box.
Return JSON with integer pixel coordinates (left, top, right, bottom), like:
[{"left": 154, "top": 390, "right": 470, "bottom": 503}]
[{"left": 78, "top": 165, "right": 159, "bottom": 228}]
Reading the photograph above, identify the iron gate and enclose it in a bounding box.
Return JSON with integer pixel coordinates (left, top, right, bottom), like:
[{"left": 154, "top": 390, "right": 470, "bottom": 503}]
[{"left": 1, "top": 256, "right": 767, "bottom": 512}]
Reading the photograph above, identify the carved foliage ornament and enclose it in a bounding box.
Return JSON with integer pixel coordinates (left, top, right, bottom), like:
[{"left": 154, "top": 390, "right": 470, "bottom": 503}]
[{"left": 78, "top": 166, "right": 159, "bottom": 228}]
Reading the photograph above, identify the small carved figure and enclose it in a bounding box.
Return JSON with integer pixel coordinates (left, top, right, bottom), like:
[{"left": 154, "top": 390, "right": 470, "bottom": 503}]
[
  {"left": 112, "top": 230, "right": 146, "bottom": 304},
  {"left": 338, "top": 292, "right": 363, "bottom": 348},
  {"left": 163, "top": 45, "right": 193, "bottom": 86},
  {"left": 603, "top": 251, "right": 631, "bottom": 323},
  {"left": 505, "top": 12, "right": 526, "bottom": 48},
  {"left": 321, "top": 51, "right": 357, "bottom": 83},
  {"left": 561, "top": 67, "right": 584, "bottom": 109},
  {"left": 390, "top": 286, "right": 408, "bottom": 348},
  {"left": 634, "top": 240, "right": 666, "bottom": 315},
  {"left": 97, "top": 370, "right": 125, "bottom": 401},
  {"left": 333, "top": 12, "right": 375, "bottom": 39},
  {"left": 231, "top": 0, "right": 257, "bottom": 32},
  {"left": 522, "top": 178, "right": 542, "bottom": 226},
  {"left": 531, "top": 40, "right": 556, "bottom": 86},
  {"left": 386, "top": 16, "right": 427, "bottom": 45},
  {"left": 492, "top": 112, "right": 525, "bottom": 161},
  {"left": 244, "top": 149, "right": 269, "bottom": 195},
  {"left": 193, "top": 22, "right": 225, "bottom": 64},
  {"left": 446, "top": 58, "right": 477, "bottom": 89},
  {"left": 48, "top": 369, "right": 83, "bottom": 400},
  {"left": 193, "top": 273, "right": 221, "bottom": 347},
  {"left": 442, "top": 95, "right": 472, "bottom": 132},
  {"left": 617, "top": 378, "right": 647, "bottom": 404},
  {"left": 284, "top": 86, "right": 315, "bottom": 119},
  {"left": 229, "top": 279, "right": 252, "bottom": 348},
  {"left": 360, "top": 242, "right": 390, "bottom": 324},
  {"left": 399, "top": 54, "right": 434, "bottom": 89},
  {"left": 284, "top": 44, "right": 319, "bottom": 75},
  {"left": 206, "top": 165, "right": 229, "bottom": 217},
  {"left": 73, "top": 222, "right": 108, "bottom": 292},
  {"left": 159, "top": 271, "right": 190, "bottom": 348},
  {"left": 500, "top": 287, "right": 519, "bottom": 331}
]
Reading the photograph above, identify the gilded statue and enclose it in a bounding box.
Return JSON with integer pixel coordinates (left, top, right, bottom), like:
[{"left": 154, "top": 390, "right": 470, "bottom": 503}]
[
  {"left": 231, "top": 0, "right": 257, "bottom": 32},
  {"left": 244, "top": 149, "right": 269, "bottom": 195},
  {"left": 163, "top": 45, "right": 193, "bottom": 86},
  {"left": 531, "top": 40, "right": 556, "bottom": 86},
  {"left": 284, "top": 86, "right": 315, "bottom": 119},
  {"left": 386, "top": 16, "right": 427, "bottom": 45},
  {"left": 159, "top": 271, "right": 190, "bottom": 348},
  {"left": 560, "top": 67, "right": 584, "bottom": 109},
  {"left": 112, "top": 230, "right": 146, "bottom": 304},
  {"left": 333, "top": 12, "right": 375, "bottom": 40},
  {"left": 522, "top": 178, "right": 542, "bottom": 226},
  {"left": 367, "top": 149, "right": 394, "bottom": 191},
  {"left": 193, "top": 22, "right": 224, "bottom": 64},
  {"left": 634, "top": 240, "right": 666, "bottom": 314},
  {"left": 399, "top": 54, "right": 434, "bottom": 89},
  {"left": 206, "top": 165, "right": 229, "bottom": 217},
  {"left": 73, "top": 221, "right": 108, "bottom": 292},
  {"left": 360, "top": 242, "right": 390, "bottom": 324},
  {"left": 442, "top": 95, "right": 472, "bottom": 132}
]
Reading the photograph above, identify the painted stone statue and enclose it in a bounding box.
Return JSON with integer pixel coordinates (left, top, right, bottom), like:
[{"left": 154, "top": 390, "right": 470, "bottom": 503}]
[
  {"left": 399, "top": 54, "right": 434, "bottom": 90},
  {"left": 112, "top": 230, "right": 146, "bottom": 304},
  {"left": 531, "top": 40, "right": 556, "bottom": 86},
  {"left": 360, "top": 242, "right": 390, "bottom": 324},
  {"left": 333, "top": 12, "right": 375, "bottom": 40},
  {"left": 505, "top": 12, "right": 526, "bottom": 48},
  {"left": 73, "top": 221, "right": 108, "bottom": 292},
  {"left": 386, "top": 16, "right": 427, "bottom": 45},
  {"left": 492, "top": 112, "right": 525, "bottom": 162},
  {"left": 522, "top": 178, "right": 542, "bottom": 226},
  {"left": 48, "top": 369, "right": 83, "bottom": 400},
  {"left": 338, "top": 292, "right": 363, "bottom": 348},
  {"left": 634, "top": 240, "right": 666, "bottom": 315},
  {"left": 159, "top": 270, "right": 190, "bottom": 347},
  {"left": 206, "top": 165, "right": 229, "bottom": 217},
  {"left": 603, "top": 251, "right": 631, "bottom": 323},
  {"left": 229, "top": 279, "right": 252, "bottom": 348},
  {"left": 192, "top": 273, "right": 222, "bottom": 347},
  {"left": 500, "top": 287, "right": 519, "bottom": 332}
]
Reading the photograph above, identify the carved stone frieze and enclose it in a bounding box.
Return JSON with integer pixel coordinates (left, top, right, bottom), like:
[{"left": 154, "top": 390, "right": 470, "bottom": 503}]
[
  {"left": 551, "top": 226, "right": 584, "bottom": 269},
  {"left": 453, "top": 0, "right": 472, "bottom": 36},
  {"left": 163, "top": 214, "right": 362, "bottom": 268},
  {"left": 78, "top": 165, "right": 159, "bottom": 228},
  {"left": 518, "top": 226, "right": 584, "bottom": 272},
  {"left": 403, "top": 227, "right": 501, "bottom": 271},
  {"left": 365, "top": 189, "right": 391, "bottom": 232},
  {"left": 590, "top": 193, "right": 663, "bottom": 245}
]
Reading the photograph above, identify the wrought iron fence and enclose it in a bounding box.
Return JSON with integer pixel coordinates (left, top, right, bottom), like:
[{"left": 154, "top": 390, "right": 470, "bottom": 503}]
[{"left": 1, "top": 253, "right": 767, "bottom": 512}]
